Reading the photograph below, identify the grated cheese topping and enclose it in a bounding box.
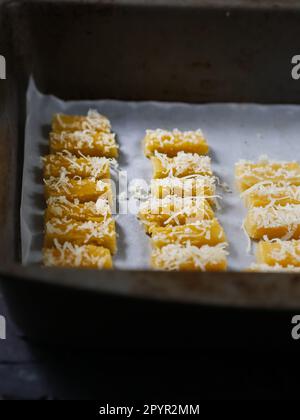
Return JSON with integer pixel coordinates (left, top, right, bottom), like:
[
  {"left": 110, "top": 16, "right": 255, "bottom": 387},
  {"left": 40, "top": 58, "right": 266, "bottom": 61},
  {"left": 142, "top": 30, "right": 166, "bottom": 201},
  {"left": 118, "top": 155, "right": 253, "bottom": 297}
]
[
  {"left": 43, "top": 239, "right": 109, "bottom": 268},
  {"left": 51, "top": 129, "right": 118, "bottom": 152},
  {"left": 44, "top": 172, "right": 108, "bottom": 195},
  {"left": 237, "top": 155, "right": 296, "bottom": 166},
  {"left": 249, "top": 262, "right": 300, "bottom": 273},
  {"left": 56, "top": 109, "right": 111, "bottom": 133},
  {"left": 235, "top": 157, "right": 300, "bottom": 183},
  {"left": 151, "top": 175, "right": 216, "bottom": 197},
  {"left": 42, "top": 150, "right": 112, "bottom": 178},
  {"left": 96, "top": 180, "right": 109, "bottom": 192},
  {"left": 151, "top": 220, "right": 218, "bottom": 242},
  {"left": 44, "top": 170, "right": 74, "bottom": 194},
  {"left": 261, "top": 238, "right": 300, "bottom": 263},
  {"left": 152, "top": 242, "right": 228, "bottom": 271},
  {"left": 85, "top": 109, "right": 111, "bottom": 132},
  {"left": 248, "top": 204, "right": 300, "bottom": 230},
  {"left": 241, "top": 181, "right": 300, "bottom": 205},
  {"left": 46, "top": 196, "right": 111, "bottom": 219},
  {"left": 145, "top": 128, "right": 205, "bottom": 146},
  {"left": 46, "top": 217, "right": 114, "bottom": 242},
  {"left": 154, "top": 151, "right": 212, "bottom": 177},
  {"left": 139, "top": 196, "right": 212, "bottom": 225}
]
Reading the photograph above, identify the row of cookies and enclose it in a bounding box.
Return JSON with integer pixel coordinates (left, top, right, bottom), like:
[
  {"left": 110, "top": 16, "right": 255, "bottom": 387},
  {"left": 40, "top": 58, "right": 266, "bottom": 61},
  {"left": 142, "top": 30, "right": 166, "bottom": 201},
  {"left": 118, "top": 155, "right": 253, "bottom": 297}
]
[
  {"left": 42, "top": 110, "right": 119, "bottom": 269},
  {"left": 138, "top": 129, "right": 229, "bottom": 271},
  {"left": 235, "top": 156, "right": 300, "bottom": 272}
]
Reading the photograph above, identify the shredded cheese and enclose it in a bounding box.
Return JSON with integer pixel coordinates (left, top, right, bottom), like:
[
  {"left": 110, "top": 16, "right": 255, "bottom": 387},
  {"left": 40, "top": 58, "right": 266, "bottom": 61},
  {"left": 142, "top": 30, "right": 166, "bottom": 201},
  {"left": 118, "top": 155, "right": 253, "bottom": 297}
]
[
  {"left": 249, "top": 262, "right": 300, "bottom": 273},
  {"left": 51, "top": 129, "right": 118, "bottom": 153},
  {"left": 55, "top": 109, "right": 111, "bottom": 133},
  {"left": 241, "top": 181, "right": 300, "bottom": 207},
  {"left": 151, "top": 175, "right": 217, "bottom": 198},
  {"left": 145, "top": 128, "right": 205, "bottom": 146},
  {"left": 46, "top": 217, "right": 114, "bottom": 242},
  {"left": 248, "top": 204, "right": 300, "bottom": 229},
  {"left": 154, "top": 151, "right": 212, "bottom": 177},
  {"left": 139, "top": 196, "right": 213, "bottom": 226},
  {"left": 42, "top": 150, "right": 113, "bottom": 179},
  {"left": 260, "top": 238, "right": 300, "bottom": 263},
  {"left": 43, "top": 239, "right": 110, "bottom": 268},
  {"left": 46, "top": 196, "right": 111, "bottom": 219},
  {"left": 152, "top": 242, "right": 228, "bottom": 271},
  {"left": 235, "top": 157, "right": 300, "bottom": 183}
]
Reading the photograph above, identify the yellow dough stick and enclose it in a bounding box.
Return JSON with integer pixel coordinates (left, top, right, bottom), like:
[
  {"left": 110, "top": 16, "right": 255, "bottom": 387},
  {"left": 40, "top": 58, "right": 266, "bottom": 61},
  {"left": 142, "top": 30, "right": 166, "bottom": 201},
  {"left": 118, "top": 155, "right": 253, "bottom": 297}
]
[
  {"left": 244, "top": 204, "right": 300, "bottom": 240},
  {"left": 42, "top": 152, "right": 111, "bottom": 179},
  {"left": 235, "top": 158, "right": 300, "bottom": 192},
  {"left": 151, "top": 152, "right": 212, "bottom": 179},
  {"left": 45, "top": 197, "right": 111, "bottom": 223},
  {"left": 150, "top": 219, "right": 227, "bottom": 248},
  {"left": 44, "top": 217, "right": 117, "bottom": 254},
  {"left": 151, "top": 243, "right": 228, "bottom": 271},
  {"left": 52, "top": 110, "right": 111, "bottom": 134},
  {"left": 150, "top": 176, "right": 216, "bottom": 205},
  {"left": 241, "top": 182, "right": 300, "bottom": 208},
  {"left": 248, "top": 263, "right": 300, "bottom": 273},
  {"left": 256, "top": 239, "right": 300, "bottom": 267},
  {"left": 138, "top": 196, "right": 214, "bottom": 233},
  {"left": 43, "top": 241, "right": 113, "bottom": 269},
  {"left": 50, "top": 130, "right": 118, "bottom": 158},
  {"left": 44, "top": 175, "right": 113, "bottom": 204},
  {"left": 144, "top": 128, "right": 209, "bottom": 158}
]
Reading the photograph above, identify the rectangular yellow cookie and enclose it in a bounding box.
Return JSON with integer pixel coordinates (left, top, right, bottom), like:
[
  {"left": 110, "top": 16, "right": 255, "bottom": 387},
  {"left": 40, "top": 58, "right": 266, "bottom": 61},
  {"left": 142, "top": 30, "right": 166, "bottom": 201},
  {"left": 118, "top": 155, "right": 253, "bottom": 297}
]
[
  {"left": 150, "top": 176, "right": 216, "bottom": 205},
  {"left": 45, "top": 217, "right": 117, "bottom": 254},
  {"left": 50, "top": 130, "right": 118, "bottom": 158},
  {"left": 52, "top": 110, "right": 111, "bottom": 134},
  {"left": 44, "top": 176, "right": 113, "bottom": 204},
  {"left": 235, "top": 158, "right": 300, "bottom": 192},
  {"left": 151, "top": 243, "right": 228, "bottom": 271},
  {"left": 42, "top": 152, "right": 111, "bottom": 179},
  {"left": 150, "top": 219, "right": 226, "bottom": 248},
  {"left": 256, "top": 239, "right": 300, "bottom": 267},
  {"left": 151, "top": 152, "right": 212, "bottom": 179},
  {"left": 43, "top": 240, "right": 112, "bottom": 269},
  {"left": 241, "top": 182, "right": 300, "bottom": 208},
  {"left": 144, "top": 129, "right": 209, "bottom": 158},
  {"left": 138, "top": 196, "right": 214, "bottom": 233},
  {"left": 244, "top": 204, "right": 300, "bottom": 240},
  {"left": 45, "top": 197, "right": 111, "bottom": 222}
]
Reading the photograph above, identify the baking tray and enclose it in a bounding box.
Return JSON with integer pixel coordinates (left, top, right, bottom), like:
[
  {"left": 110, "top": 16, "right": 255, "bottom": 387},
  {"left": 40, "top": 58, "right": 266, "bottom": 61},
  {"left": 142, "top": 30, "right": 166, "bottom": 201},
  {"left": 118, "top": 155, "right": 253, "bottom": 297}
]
[{"left": 1, "top": 0, "right": 300, "bottom": 349}]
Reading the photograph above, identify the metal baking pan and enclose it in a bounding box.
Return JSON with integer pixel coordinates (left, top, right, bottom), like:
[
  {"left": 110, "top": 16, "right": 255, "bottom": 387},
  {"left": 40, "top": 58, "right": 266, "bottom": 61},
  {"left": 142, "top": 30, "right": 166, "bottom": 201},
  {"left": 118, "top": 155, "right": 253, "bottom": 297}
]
[{"left": 1, "top": 0, "right": 300, "bottom": 349}]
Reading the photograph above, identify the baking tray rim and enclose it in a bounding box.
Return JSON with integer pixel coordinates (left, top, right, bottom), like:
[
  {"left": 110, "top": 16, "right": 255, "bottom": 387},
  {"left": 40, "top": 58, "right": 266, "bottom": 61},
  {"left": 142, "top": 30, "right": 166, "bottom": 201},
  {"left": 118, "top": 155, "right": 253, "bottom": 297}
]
[
  {"left": 3, "top": 0, "right": 300, "bottom": 11},
  {"left": 2, "top": 0, "right": 300, "bottom": 311},
  {"left": 1, "top": 264, "right": 300, "bottom": 310}
]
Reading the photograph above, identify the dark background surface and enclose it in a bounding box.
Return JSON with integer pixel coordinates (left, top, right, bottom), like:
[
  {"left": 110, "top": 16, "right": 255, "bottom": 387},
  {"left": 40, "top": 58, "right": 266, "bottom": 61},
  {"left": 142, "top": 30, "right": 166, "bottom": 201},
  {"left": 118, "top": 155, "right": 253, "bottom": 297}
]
[{"left": 1, "top": 291, "right": 300, "bottom": 400}]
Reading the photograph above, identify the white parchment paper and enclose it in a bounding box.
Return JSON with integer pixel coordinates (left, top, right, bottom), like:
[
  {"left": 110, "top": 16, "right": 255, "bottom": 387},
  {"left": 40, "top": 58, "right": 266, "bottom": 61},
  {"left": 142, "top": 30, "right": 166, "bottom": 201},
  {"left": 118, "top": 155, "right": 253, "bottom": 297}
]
[{"left": 21, "top": 80, "right": 300, "bottom": 270}]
